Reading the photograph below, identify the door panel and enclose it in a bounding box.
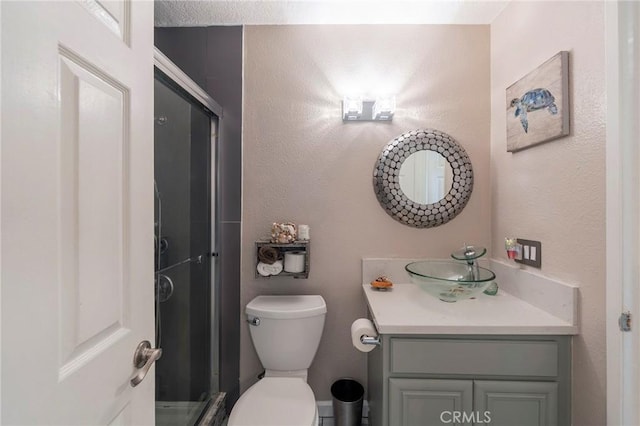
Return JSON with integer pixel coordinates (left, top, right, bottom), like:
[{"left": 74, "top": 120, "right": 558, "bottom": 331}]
[
  {"left": 474, "top": 380, "right": 558, "bottom": 426},
  {"left": 58, "top": 47, "right": 129, "bottom": 373},
  {"left": 389, "top": 378, "right": 473, "bottom": 426},
  {"left": 79, "top": 0, "right": 131, "bottom": 43},
  {"left": 1, "top": 1, "right": 153, "bottom": 424}
]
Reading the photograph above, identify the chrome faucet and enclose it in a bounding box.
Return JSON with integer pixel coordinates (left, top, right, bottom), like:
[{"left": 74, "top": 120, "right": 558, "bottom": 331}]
[
  {"left": 451, "top": 244, "right": 486, "bottom": 281},
  {"left": 464, "top": 246, "right": 480, "bottom": 281}
]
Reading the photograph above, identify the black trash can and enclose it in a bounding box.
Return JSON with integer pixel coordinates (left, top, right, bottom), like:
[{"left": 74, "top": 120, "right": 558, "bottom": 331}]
[{"left": 331, "top": 378, "right": 364, "bottom": 426}]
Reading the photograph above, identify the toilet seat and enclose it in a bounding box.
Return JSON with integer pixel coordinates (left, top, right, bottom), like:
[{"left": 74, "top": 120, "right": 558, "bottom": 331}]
[{"left": 228, "top": 377, "right": 318, "bottom": 426}]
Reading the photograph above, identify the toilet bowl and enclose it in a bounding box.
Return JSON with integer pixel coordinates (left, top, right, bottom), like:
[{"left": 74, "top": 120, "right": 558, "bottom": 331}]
[
  {"left": 228, "top": 295, "right": 326, "bottom": 426},
  {"left": 227, "top": 377, "right": 318, "bottom": 426}
]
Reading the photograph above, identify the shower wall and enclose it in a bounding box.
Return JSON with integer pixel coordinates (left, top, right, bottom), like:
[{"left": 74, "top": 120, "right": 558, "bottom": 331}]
[{"left": 154, "top": 78, "right": 213, "bottom": 403}]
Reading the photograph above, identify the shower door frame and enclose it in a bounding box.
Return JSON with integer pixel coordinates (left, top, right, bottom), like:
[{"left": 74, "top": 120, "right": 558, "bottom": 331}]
[{"left": 153, "top": 47, "right": 223, "bottom": 418}]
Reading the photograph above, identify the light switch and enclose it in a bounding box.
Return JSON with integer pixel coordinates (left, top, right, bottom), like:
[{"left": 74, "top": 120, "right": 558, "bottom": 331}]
[{"left": 514, "top": 239, "right": 542, "bottom": 268}]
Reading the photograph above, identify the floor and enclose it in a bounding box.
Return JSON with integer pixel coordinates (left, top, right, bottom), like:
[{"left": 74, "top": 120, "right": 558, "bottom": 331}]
[
  {"left": 216, "top": 399, "right": 369, "bottom": 425},
  {"left": 217, "top": 407, "right": 368, "bottom": 425},
  {"left": 319, "top": 417, "right": 368, "bottom": 426},
  {"left": 318, "top": 399, "right": 369, "bottom": 426},
  {"left": 217, "top": 416, "right": 366, "bottom": 426}
]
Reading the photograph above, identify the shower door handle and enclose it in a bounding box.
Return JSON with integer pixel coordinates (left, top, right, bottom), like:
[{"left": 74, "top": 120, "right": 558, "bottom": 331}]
[{"left": 130, "top": 340, "right": 162, "bottom": 387}]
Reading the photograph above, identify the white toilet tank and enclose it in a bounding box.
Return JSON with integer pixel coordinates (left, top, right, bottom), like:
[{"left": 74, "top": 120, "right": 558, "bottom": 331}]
[{"left": 246, "top": 295, "right": 326, "bottom": 373}]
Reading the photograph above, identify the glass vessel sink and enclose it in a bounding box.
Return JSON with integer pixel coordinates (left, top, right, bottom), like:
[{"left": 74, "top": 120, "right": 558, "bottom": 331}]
[{"left": 405, "top": 260, "right": 496, "bottom": 302}]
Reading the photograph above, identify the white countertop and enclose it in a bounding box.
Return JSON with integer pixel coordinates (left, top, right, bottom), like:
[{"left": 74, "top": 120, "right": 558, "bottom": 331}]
[{"left": 363, "top": 283, "right": 578, "bottom": 335}]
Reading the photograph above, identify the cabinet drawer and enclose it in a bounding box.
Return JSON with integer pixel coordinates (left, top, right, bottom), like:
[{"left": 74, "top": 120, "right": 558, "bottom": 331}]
[{"left": 390, "top": 338, "right": 558, "bottom": 377}]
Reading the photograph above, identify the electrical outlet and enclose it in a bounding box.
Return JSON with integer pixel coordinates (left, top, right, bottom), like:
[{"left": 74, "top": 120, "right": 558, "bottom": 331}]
[{"left": 514, "top": 239, "right": 542, "bottom": 268}]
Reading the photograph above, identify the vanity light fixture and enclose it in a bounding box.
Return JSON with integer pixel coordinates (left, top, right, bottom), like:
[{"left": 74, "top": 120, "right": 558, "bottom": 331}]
[
  {"left": 342, "top": 95, "right": 395, "bottom": 122},
  {"left": 372, "top": 96, "right": 396, "bottom": 121},
  {"left": 342, "top": 96, "right": 363, "bottom": 120}
]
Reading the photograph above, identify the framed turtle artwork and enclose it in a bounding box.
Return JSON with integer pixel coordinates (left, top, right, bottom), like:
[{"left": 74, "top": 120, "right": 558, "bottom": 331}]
[{"left": 506, "top": 51, "right": 570, "bottom": 152}]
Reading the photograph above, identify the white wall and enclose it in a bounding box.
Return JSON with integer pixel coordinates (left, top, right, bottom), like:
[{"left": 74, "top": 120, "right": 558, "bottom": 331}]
[
  {"left": 491, "top": 2, "right": 606, "bottom": 424},
  {"left": 242, "top": 24, "right": 491, "bottom": 399}
]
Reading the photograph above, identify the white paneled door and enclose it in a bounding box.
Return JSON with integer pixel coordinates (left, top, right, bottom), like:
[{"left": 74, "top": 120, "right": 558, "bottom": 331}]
[{"left": 1, "top": 1, "right": 155, "bottom": 424}]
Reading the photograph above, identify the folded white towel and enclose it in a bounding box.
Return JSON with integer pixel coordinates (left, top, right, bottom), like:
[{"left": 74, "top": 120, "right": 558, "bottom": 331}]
[{"left": 257, "top": 260, "right": 283, "bottom": 276}]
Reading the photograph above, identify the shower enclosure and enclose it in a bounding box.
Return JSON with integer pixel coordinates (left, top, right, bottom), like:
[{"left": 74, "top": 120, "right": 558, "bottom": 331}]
[{"left": 153, "top": 50, "right": 223, "bottom": 426}]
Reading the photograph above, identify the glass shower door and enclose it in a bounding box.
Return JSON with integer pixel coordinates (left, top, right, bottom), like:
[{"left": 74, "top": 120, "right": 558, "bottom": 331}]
[{"left": 154, "top": 74, "right": 218, "bottom": 426}]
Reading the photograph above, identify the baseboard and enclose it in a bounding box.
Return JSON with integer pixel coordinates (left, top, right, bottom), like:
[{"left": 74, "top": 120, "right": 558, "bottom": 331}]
[{"left": 317, "top": 400, "right": 369, "bottom": 417}]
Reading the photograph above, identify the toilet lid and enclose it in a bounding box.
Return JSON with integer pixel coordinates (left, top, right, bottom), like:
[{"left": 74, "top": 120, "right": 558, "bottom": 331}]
[{"left": 228, "top": 377, "right": 317, "bottom": 426}]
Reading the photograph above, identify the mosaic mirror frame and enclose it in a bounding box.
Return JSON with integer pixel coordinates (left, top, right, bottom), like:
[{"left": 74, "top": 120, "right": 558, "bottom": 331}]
[{"left": 373, "top": 129, "right": 474, "bottom": 228}]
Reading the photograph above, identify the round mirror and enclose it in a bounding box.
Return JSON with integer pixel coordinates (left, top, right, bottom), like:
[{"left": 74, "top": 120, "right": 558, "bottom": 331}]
[
  {"left": 373, "top": 129, "right": 473, "bottom": 228},
  {"left": 398, "top": 151, "right": 453, "bottom": 205}
]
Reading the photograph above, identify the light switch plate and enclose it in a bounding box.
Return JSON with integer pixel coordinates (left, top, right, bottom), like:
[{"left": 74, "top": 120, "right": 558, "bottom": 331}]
[{"left": 514, "top": 238, "right": 542, "bottom": 268}]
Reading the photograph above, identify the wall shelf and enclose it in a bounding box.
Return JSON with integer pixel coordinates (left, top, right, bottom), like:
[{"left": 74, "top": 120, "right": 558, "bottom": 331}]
[{"left": 255, "top": 240, "right": 310, "bottom": 279}]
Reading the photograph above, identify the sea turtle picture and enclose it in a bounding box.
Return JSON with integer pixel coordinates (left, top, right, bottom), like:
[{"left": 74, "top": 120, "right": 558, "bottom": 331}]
[
  {"left": 505, "top": 52, "right": 569, "bottom": 152},
  {"left": 509, "top": 88, "right": 558, "bottom": 133}
]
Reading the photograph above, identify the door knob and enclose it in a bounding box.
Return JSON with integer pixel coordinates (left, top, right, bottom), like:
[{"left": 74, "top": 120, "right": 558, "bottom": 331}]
[{"left": 130, "top": 340, "right": 162, "bottom": 387}]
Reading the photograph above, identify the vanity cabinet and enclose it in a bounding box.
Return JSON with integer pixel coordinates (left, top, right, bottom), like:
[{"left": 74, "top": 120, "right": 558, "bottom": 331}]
[{"left": 368, "top": 335, "right": 570, "bottom": 426}]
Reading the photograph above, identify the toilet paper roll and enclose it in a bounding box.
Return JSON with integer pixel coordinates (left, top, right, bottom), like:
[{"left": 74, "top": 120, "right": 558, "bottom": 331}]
[
  {"left": 351, "top": 318, "right": 378, "bottom": 353},
  {"left": 284, "top": 251, "right": 305, "bottom": 273}
]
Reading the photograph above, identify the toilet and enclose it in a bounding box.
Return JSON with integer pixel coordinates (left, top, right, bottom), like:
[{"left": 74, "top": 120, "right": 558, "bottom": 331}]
[{"left": 228, "top": 295, "right": 327, "bottom": 426}]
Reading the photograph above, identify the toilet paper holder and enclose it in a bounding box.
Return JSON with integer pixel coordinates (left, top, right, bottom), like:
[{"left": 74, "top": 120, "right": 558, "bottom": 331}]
[{"left": 360, "top": 335, "right": 381, "bottom": 346}]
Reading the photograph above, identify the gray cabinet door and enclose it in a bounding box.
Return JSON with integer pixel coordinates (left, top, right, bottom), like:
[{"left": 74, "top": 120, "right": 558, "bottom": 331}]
[
  {"left": 474, "top": 381, "right": 558, "bottom": 426},
  {"left": 389, "top": 378, "right": 473, "bottom": 426}
]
